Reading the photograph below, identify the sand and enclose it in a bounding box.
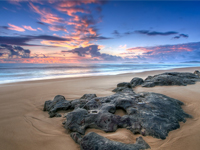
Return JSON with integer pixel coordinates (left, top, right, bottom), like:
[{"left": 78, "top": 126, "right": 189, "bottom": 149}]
[{"left": 0, "top": 66, "right": 200, "bottom": 150}]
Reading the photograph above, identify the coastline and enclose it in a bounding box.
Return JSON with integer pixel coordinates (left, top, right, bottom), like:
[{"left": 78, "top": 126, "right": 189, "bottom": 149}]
[
  {"left": 1, "top": 66, "right": 200, "bottom": 86},
  {"left": 0, "top": 66, "right": 200, "bottom": 150}
]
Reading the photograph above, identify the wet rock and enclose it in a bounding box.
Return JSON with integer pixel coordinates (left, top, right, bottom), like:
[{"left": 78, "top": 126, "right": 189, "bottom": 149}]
[
  {"left": 80, "top": 132, "right": 150, "bottom": 150},
  {"left": 141, "top": 72, "right": 200, "bottom": 87},
  {"left": 130, "top": 77, "right": 144, "bottom": 87}
]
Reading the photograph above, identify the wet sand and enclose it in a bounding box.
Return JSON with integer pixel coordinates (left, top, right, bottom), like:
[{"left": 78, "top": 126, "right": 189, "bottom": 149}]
[{"left": 0, "top": 66, "right": 200, "bottom": 150}]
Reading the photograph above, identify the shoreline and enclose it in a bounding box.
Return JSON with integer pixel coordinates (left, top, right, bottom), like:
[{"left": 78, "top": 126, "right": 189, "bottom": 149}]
[
  {"left": 0, "top": 66, "right": 200, "bottom": 150},
  {"left": 1, "top": 66, "right": 200, "bottom": 86}
]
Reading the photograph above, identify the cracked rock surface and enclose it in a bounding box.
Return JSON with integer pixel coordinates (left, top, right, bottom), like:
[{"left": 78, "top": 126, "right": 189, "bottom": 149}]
[{"left": 43, "top": 71, "right": 195, "bottom": 149}]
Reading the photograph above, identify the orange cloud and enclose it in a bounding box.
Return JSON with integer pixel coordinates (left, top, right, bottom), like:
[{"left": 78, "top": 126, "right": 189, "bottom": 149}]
[
  {"left": 8, "top": 23, "right": 25, "bottom": 32},
  {"left": 23, "top": 25, "right": 37, "bottom": 31}
]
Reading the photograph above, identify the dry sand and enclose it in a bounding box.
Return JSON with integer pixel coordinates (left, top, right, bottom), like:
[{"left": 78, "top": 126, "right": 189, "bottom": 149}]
[{"left": 0, "top": 66, "right": 200, "bottom": 150}]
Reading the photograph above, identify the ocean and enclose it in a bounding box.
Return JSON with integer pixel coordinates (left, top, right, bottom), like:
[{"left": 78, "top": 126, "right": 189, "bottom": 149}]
[{"left": 0, "top": 63, "right": 199, "bottom": 84}]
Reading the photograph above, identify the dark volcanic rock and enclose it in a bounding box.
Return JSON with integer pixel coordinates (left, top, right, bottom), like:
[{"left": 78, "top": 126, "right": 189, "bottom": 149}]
[
  {"left": 63, "top": 87, "right": 191, "bottom": 139},
  {"left": 44, "top": 94, "right": 97, "bottom": 117},
  {"left": 141, "top": 72, "right": 200, "bottom": 87},
  {"left": 43, "top": 71, "right": 194, "bottom": 149},
  {"left": 43, "top": 95, "right": 71, "bottom": 118},
  {"left": 130, "top": 77, "right": 144, "bottom": 87},
  {"left": 80, "top": 132, "right": 150, "bottom": 150}
]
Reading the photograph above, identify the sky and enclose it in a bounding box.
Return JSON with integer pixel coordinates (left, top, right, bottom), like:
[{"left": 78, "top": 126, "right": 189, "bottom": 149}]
[{"left": 0, "top": 0, "right": 200, "bottom": 63}]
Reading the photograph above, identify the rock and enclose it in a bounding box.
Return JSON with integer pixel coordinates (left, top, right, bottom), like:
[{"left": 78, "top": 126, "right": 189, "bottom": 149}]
[
  {"left": 43, "top": 95, "right": 71, "bottom": 118},
  {"left": 141, "top": 72, "right": 200, "bottom": 87},
  {"left": 130, "top": 77, "right": 144, "bottom": 87},
  {"left": 112, "top": 82, "right": 133, "bottom": 93},
  {"left": 43, "top": 71, "right": 194, "bottom": 149},
  {"left": 80, "top": 132, "right": 150, "bottom": 150},
  {"left": 194, "top": 70, "right": 200, "bottom": 77},
  {"left": 70, "top": 132, "right": 83, "bottom": 144},
  {"left": 63, "top": 88, "right": 191, "bottom": 139},
  {"left": 117, "top": 82, "right": 131, "bottom": 88},
  {"left": 71, "top": 94, "right": 97, "bottom": 109},
  {"left": 44, "top": 94, "right": 97, "bottom": 117}
]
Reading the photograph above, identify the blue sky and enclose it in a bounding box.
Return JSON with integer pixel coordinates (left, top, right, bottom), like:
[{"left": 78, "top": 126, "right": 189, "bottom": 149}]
[{"left": 0, "top": 0, "right": 200, "bottom": 63}]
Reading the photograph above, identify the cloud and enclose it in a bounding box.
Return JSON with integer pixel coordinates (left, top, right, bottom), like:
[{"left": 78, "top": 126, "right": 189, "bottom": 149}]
[
  {"left": 37, "top": 21, "right": 46, "bottom": 25},
  {"left": 135, "top": 30, "right": 178, "bottom": 36},
  {"left": 23, "top": 25, "right": 37, "bottom": 31},
  {"left": 29, "top": 2, "right": 64, "bottom": 24},
  {"left": 123, "top": 42, "right": 200, "bottom": 62},
  {"left": 62, "top": 45, "right": 123, "bottom": 61},
  {"left": 173, "top": 33, "right": 189, "bottom": 39},
  {"left": 119, "top": 44, "right": 127, "bottom": 49},
  {"left": 0, "top": 44, "right": 30, "bottom": 58},
  {"left": 112, "top": 30, "right": 121, "bottom": 37},
  {"left": 0, "top": 35, "right": 71, "bottom": 46},
  {"left": 81, "top": 35, "right": 112, "bottom": 40},
  {"left": 8, "top": 23, "right": 25, "bottom": 32},
  {"left": 48, "top": 25, "right": 67, "bottom": 32},
  {"left": 37, "top": 27, "right": 43, "bottom": 31}
]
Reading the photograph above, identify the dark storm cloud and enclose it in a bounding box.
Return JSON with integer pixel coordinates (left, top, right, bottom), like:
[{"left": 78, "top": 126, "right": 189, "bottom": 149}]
[
  {"left": 0, "top": 35, "right": 71, "bottom": 46},
  {"left": 135, "top": 30, "right": 178, "bottom": 36},
  {"left": 0, "top": 44, "right": 31, "bottom": 58},
  {"left": 62, "top": 45, "right": 123, "bottom": 61}
]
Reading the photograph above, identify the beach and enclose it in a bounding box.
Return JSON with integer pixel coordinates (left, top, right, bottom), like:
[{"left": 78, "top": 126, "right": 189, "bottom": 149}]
[{"left": 0, "top": 66, "right": 200, "bottom": 150}]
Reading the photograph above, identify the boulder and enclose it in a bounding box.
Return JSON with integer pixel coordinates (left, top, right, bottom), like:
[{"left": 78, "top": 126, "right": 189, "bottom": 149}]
[{"left": 130, "top": 77, "right": 144, "bottom": 87}]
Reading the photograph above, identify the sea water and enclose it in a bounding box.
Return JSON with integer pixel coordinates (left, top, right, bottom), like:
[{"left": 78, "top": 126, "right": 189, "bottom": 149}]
[{"left": 0, "top": 63, "right": 199, "bottom": 84}]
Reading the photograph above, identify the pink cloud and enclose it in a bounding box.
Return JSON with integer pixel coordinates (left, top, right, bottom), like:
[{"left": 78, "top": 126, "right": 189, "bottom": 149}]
[
  {"left": 8, "top": 23, "right": 25, "bottom": 32},
  {"left": 29, "top": 2, "right": 64, "bottom": 24},
  {"left": 23, "top": 25, "right": 37, "bottom": 31},
  {"left": 48, "top": 25, "right": 67, "bottom": 32},
  {"left": 37, "top": 27, "right": 43, "bottom": 31}
]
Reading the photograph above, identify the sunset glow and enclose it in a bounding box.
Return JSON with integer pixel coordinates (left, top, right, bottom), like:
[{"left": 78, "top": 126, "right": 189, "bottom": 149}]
[{"left": 0, "top": 1, "right": 200, "bottom": 63}]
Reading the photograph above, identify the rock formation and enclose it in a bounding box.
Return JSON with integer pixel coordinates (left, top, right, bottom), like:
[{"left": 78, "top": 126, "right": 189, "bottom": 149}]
[
  {"left": 71, "top": 132, "right": 150, "bottom": 150},
  {"left": 43, "top": 71, "right": 197, "bottom": 149},
  {"left": 130, "top": 72, "right": 200, "bottom": 88}
]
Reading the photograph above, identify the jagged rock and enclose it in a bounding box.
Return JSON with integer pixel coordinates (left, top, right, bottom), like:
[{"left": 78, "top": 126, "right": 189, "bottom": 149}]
[
  {"left": 80, "top": 132, "right": 150, "bottom": 150},
  {"left": 194, "top": 70, "right": 200, "bottom": 77},
  {"left": 44, "top": 94, "right": 97, "bottom": 117},
  {"left": 71, "top": 94, "right": 97, "bottom": 109},
  {"left": 43, "top": 71, "right": 194, "bottom": 149},
  {"left": 43, "top": 95, "right": 71, "bottom": 118},
  {"left": 63, "top": 88, "right": 191, "bottom": 139},
  {"left": 130, "top": 77, "right": 144, "bottom": 87},
  {"left": 141, "top": 72, "right": 200, "bottom": 87}
]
